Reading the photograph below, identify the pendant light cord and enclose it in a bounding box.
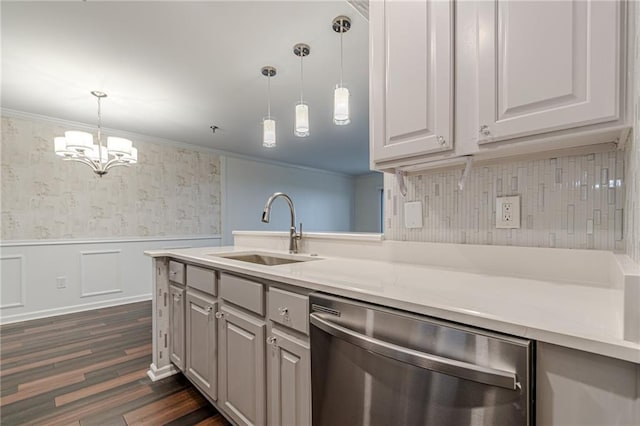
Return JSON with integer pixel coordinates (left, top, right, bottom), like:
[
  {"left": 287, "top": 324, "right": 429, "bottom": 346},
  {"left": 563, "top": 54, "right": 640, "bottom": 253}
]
[
  {"left": 97, "top": 96, "right": 102, "bottom": 144},
  {"left": 300, "top": 55, "right": 304, "bottom": 103},
  {"left": 96, "top": 96, "right": 104, "bottom": 163},
  {"left": 267, "top": 73, "right": 272, "bottom": 119},
  {"left": 340, "top": 30, "right": 344, "bottom": 87}
]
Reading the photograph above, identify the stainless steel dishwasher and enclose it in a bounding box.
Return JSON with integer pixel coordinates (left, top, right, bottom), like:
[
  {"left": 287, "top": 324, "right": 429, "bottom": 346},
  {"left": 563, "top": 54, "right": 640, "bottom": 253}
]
[{"left": 310, "top": 293, "right": 534, "bottom": 426}]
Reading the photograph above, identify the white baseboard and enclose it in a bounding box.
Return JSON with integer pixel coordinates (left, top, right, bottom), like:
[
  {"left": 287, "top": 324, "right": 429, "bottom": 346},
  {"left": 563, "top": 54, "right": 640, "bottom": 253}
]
[
  {"left": 0, "top": 294, "right": 152, "bottom": 325},
  {"left": 147, "top": 363, "right": 179, "bottom": 382}
]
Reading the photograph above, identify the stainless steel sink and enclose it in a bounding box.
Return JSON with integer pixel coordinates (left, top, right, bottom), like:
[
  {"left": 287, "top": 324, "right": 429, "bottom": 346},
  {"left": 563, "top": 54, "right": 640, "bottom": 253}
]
[{"left": 210, "top": 252, "right": 319, "bottom": 266}]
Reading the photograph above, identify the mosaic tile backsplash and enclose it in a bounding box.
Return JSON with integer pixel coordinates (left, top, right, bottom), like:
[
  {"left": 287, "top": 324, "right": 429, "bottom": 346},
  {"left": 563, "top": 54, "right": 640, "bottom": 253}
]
[
  {"left": 384, "top": 150, "right": 627, "bottom": 252},
  {"left": 1, "top": 115, "right": 222, "bottom": 240}
]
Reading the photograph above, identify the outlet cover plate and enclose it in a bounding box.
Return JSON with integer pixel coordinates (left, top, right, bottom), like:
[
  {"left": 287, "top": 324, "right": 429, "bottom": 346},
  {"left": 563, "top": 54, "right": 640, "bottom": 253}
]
[
  {"left": 496, "top": 196, "right": 521, "bottom": 229},
  {"left": 404, "top": 201, "right": 423, "bottom": 229}
]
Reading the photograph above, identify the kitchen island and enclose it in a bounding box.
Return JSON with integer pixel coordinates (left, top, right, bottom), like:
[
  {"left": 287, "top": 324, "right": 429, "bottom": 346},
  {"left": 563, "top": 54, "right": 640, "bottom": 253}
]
[{"left": 146, "top": 231, "right": 640, "bottom": 425}]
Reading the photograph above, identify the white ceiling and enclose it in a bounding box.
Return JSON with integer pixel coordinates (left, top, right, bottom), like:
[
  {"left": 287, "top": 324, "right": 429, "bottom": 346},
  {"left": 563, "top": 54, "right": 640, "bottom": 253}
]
[{"left": 1, "top": 1, "right": 371, "bottom": 175}]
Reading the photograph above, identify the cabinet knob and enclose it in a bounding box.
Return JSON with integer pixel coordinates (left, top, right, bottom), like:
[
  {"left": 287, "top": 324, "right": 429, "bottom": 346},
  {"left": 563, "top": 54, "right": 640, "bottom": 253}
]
[
  {"left": 479, "top": 125, "right": 491, "bottom": 137},
  {"left": 215, "top": 311, "right": 224, "bottom": 319},
  {"left": 206, "top": 306, "right": 213, "bottom": 312},
  {"left": 173, "top": 293, "right": 181, "bottom": 301},
  {"left": 278, "top": 307, "right": 289, "bottom": 316},
  {"left": 266, "top": 336, "right": 277, "bottom": 346},
  {"left": 437, "top": 136, "right": 446, "bottom": 146}
]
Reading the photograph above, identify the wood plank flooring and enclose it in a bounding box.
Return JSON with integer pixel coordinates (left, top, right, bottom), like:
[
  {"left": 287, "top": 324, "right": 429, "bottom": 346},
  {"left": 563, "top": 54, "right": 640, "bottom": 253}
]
[{"left": 0, "top": 301, "right": 230, "bottom": 426}]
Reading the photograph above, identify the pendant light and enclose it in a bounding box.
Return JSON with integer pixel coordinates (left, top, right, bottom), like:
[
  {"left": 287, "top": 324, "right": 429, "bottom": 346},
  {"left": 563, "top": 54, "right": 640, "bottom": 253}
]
[
  {"left": 332, "top": 15, "right": 352, "bottom": 126},
  {"left": 261, "top": 66, "right": 277, "bottom": 148},
  {"left": 54, "top": 91, "right": 137, "bottom": 176},
  {"left": 293, "top": 43, "right": 310, "bottom": 137}
]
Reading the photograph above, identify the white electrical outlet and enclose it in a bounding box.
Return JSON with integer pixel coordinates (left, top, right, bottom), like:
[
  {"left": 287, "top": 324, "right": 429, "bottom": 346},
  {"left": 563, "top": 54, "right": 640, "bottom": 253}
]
[
  {"left": 56, "top": 276, "right": 67, "bottom": 289},
  {"left": 496, "top": 196, "right": 521, "bottom": 229}
]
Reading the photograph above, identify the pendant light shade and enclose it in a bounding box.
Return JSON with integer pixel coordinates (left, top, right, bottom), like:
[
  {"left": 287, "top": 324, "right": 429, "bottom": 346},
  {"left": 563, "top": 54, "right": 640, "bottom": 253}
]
[
  {"left": 64, "top": 130, "right": 94, "bottom": 152},
  {"left": 332, "top": 16, "right": 352, "bottom": 126},
  {"left": 294, "top": 102, "right": 310, "bottom": 137},
  {"left": 107, "top": 136, "right": 133, "bottom": 155},
  {"left": 263, "top": 118, "right": 276, "bottom": 148},
  {"left": 333, "top": 86, "right": 350, "bottom": 126},
  {"left": 293, "top": 43, "right": 311, "bottom": 137},
  {"left": 261, "top": 66, "right": 277, "bottom": 148}
]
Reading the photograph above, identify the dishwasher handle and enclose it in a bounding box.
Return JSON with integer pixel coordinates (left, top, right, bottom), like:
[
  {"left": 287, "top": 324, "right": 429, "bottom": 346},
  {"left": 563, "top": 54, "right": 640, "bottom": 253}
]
[{"left": 310, "top": 312, "right": 519, "bottom": 391}]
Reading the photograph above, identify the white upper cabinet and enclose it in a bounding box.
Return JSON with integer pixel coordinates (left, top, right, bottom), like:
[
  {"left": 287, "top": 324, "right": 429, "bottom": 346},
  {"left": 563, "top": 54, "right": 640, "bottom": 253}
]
[
  {"left": 370, "top": 0, "right": 628, "bottom": 173},
  {"left": 476, "top": 0, "right": 621, "bottom": 143},
  {"left": 370, "top": 0, "right": 454, "bottom": 164}
]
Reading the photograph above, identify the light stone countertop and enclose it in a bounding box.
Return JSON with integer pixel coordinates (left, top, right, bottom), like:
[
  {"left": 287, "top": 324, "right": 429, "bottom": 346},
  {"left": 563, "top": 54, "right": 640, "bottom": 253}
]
[{"left": 145, "top": 244, "right": 640, "bottom": 364}]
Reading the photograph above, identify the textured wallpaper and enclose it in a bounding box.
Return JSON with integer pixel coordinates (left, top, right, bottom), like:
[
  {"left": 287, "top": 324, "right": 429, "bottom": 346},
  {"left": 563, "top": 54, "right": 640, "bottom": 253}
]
[
  {"left": 1, "top": 115, "right": 221, "bottom": 240},
  {"left": 384, "top": 150, "right": 626, "bottom": 252}
]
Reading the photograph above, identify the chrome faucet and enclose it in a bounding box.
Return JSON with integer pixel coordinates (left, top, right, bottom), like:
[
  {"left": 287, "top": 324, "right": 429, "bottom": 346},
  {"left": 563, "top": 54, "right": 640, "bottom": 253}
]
[{"left": 261, "top": 192, "right": 302, "bottom": 254}]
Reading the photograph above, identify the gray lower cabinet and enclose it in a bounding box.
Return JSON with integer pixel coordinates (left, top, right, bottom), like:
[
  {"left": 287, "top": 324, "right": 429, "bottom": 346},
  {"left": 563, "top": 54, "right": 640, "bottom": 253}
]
[
  {"left": 218, "top": 304, "right": 266, "bottom": 426},
  {"left": 268, "top": 327, "right": 311, "bottom": 426},
  {"left": 186, "top": 289, "right": 218, "bottom": 401},
  {"left": 169, "top": 284, "right": 185, "bottom": 371}
]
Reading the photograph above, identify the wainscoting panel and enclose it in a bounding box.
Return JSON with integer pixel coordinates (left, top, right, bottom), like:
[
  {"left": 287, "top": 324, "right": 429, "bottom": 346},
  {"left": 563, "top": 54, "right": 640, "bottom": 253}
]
[
  {"left": 80, "top": 249, "right": 122, "bottom": 298},
  {"left": 0, "top": 236, "right": 221, "bottom": 324},
  {"left": 0, "top": 255, "right": 25, "bottom": 308}
]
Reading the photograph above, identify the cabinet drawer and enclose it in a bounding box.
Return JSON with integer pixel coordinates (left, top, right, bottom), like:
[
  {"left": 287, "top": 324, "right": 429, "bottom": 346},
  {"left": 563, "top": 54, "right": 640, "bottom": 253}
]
[
  {"left": 268, "top": 287, "right": 309, "bottom": 335},
  {"left": 220, "top": 273, "right": 264, "bottom": 316},
  {"left": 169, "top": 261, "right": 185, "bottom": 285},
  {"left": 186, "top": 265, "right": 217, "bottom": 295}
]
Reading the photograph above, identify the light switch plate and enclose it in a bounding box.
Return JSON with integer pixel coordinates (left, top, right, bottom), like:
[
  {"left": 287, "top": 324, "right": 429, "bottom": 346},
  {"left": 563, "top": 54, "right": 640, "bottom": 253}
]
[
  {"left": 404, "top": 201, "right": 423, "bottom": 229},
  {"left": 496, "top": 196, "right": 521, "bottom": 229}
]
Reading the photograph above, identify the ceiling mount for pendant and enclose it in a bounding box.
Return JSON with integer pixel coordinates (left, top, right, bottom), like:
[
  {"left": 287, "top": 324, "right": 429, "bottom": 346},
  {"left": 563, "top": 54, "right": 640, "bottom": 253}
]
[
  {"left": 332, "top": 15, "right": 352, "bottom": 34},
  {"left": 261, "top": 66, "right": 276, "bottom": 77},
  {"left": 90, "top": 90, "right": 107, "bottom": 98},
  {"left": 293, "top": 43, "right": 310, "bottom": 58}
]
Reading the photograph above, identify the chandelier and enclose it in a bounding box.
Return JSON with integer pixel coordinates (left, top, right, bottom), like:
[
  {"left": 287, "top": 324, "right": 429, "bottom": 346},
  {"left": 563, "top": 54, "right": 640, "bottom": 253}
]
[{"left": 54, "top": 91, "right": 137, "bottom": 177}]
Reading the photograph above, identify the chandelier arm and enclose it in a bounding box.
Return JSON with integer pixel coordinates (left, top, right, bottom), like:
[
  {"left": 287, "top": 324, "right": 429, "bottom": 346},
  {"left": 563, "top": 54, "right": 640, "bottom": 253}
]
[
  {"left": 104, "top": 158, "right": 130, "bottom": 171},
  {"left": 65, "top": 156, "right": 101, "bottom": 172}
]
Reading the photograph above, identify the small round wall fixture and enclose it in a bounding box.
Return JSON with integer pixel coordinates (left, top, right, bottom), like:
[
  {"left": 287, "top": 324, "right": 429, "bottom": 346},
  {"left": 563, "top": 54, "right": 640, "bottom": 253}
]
[{"left": 293, "top": 43, "right": 311, "bottom": 138}]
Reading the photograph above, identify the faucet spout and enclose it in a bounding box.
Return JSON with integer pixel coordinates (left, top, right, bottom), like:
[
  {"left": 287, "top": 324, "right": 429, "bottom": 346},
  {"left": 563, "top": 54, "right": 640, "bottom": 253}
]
[{"left": 261, "top": 192, "right": 301, "bottom": 253}]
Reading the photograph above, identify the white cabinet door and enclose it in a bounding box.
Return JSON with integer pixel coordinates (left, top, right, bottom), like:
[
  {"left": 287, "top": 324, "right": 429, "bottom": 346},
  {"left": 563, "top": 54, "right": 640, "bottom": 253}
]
[
  {"left": 169, "top": 284, "right": 185, "bottom": 371},
  {"left": 218, "top": 305, "right": 266, "bottom": 426},
  {"left": 370, "top": 0, "right": 454, "bottom": 163},
  {"left": 268, "top": 328, "right": 311, "bottom": 426},
  {"left": 477, "top": 0, "right": 621, "bottom": 143},
  {"left": 186, "top": 290, "right": 217, "bottom": 401}
]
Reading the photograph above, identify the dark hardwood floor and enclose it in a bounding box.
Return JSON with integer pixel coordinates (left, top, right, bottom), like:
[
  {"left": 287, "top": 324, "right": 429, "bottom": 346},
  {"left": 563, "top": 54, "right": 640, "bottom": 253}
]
[{"left": 0, "top": 301, "right": 230, "bottom": 426}]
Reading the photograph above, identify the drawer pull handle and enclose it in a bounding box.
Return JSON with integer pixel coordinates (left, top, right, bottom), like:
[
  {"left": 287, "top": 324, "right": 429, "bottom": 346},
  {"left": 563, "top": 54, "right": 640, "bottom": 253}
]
[
  {"left": 215, "top": 311, "right": 224, "bottom": 319},
  {"left": 278, "top": 307, "right": 289, "bottom": 316},
  {"left": 266, "top": 336, "right": 277, "bottom": 346}
]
